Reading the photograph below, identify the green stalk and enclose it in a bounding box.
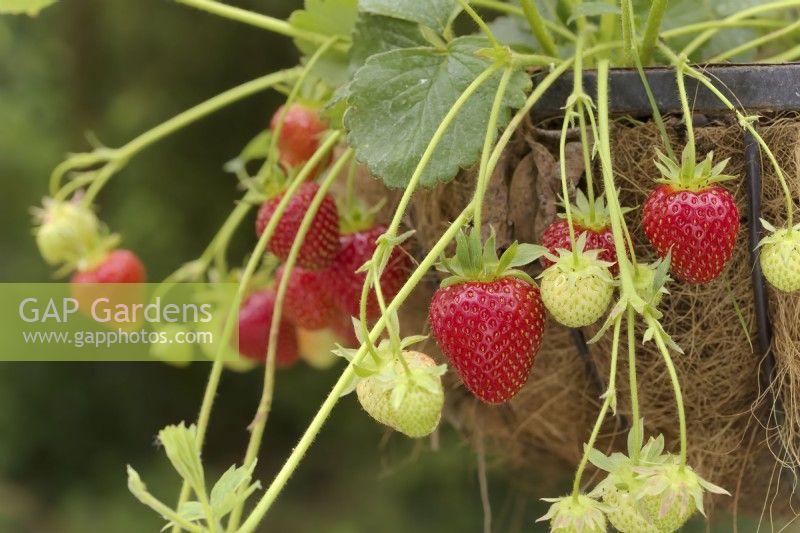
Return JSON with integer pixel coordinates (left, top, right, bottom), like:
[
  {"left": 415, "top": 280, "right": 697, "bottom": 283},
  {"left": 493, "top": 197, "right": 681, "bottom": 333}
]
[
  {"left": 661, "top": 19, "right": 785, "bottom": 39},
  {"left": 385, "top": 62, "right": 503, "bottom": 238},
  {"left": 633, "top": 52, "right": 675, "bottom": 160},
  {"left": 762, "top": 42, "right": 800, "bottom": 62},
  {"left": 266, "top": 37, "right": 341, "bottom": 183},
  {"left": 169, "top": 132, "right": 342, "bottom": 533},
  {"left": 576, "top": 108, "right": 596, "bottom": 214},
  {"left": 708, "top": 19, "right": 800, "bottom": 63},
  {"left": 675, "top": 64, "right": 696, "bottom": 178},
  {"left": 470, "top": 0, "right": 577, "bottom": 42},
  {"left": 681, "top": 0, "right": 800, "bottom": 58},
  {"left": 594, "top": 60, "right": 640, "bottom": 301},
  {"left": 660, "top": 44, "right": 796, "bottom": 226},
  {"left": 626, "top": 306, "right": 641, "bottom": 464},
  {"left": 559, "top": 108, "right": 579, "bottom": 257},
  {"left": 63, "top": 68, "right": 302, "bottom": 203},
  {"left": 620, "top": 0, "right": 635, "bottom": 66},
  {"left": 473, "top": 67, "right": 514, "bottom": 235},
  {"left": 519, "top": 0, "right": 558, "bottom": 57},
  {"left": 236, "top": 206, "right": 474, "bottom": 533},
  {"left": 174, "top": 0, "right": 343, "bottom": 48},
  {"left": 647, "top": 316, "right": 687, "bottom": 467},
  {"left": 571, "top": 315, "right": 622, "bottom": 498},
  {"left": 458, "top": 0, "right": 501, "bottom": 48},
  {"left": 225, "top": 150, "right": 354, "bottom": 532},
  {"left": 639, "top": 0, "right": 669, "bottom": 65}
]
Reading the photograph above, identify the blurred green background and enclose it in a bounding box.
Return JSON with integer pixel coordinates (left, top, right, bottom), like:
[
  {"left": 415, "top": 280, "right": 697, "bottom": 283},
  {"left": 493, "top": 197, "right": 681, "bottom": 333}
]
[{"left": 0, "top": 1, "right": 774, "bottom": 531}]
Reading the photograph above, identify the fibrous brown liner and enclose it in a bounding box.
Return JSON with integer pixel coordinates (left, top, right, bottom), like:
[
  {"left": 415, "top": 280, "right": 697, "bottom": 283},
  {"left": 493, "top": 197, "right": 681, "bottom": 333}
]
[{"left": 364, "top": 115, "right": 800, "bottom": 521}]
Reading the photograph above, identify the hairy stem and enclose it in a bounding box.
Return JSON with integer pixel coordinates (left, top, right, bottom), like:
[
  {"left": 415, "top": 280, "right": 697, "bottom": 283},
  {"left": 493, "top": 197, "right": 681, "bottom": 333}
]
[
  {"left": 648, "top": 316, "right": 688, "bottom": 467},
  {"left": 174, "top": 0, "right": 342, "bottom": 47},
  {"left": 226, "top": 150, "right": 354, "bottom": 532},
  {"left": 519, "top": 0, "right": 558, "bottom": 57},
  {"left": 470, "top": 0, "right": 577, "bottom": 41},
  {"left": 237, "top": 206, "right": 474, "bottom": 533},
  {"left": 627, "top": 306, "right": 641, "bottom": 464},
  {"left": 64, "top": 68, "right": 301, "bottom": 203},
  {"left": 571, "top": 315, "right": 622, "bottom": 498},
  {"left": 474, "top": 67, "right": 514, "bottom": 235},
  {"left": 458, "top": 0, "right": 500, "bottom": 48},
  {"left": 640, "top": 0, "right": 669, "bottom": 65},
  {"left": 169, "top": 132, "right": 342, "bottom": 533},
  {"left": 675, "top": 64, "right": 696, "bottom": 174}
]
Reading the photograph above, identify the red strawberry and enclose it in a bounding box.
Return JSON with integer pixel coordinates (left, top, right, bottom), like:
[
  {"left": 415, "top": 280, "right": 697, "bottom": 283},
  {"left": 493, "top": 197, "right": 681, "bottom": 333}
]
[
  {"left": 643, "top": 149, "right": 739, "bottom": 284},
  {"left": 275, "top": 265, "right": 336, "bottom": 330},
  {"left": 70, "top": 249, "right": 147, "bottom": 330},
  {"left": 255, "top": 182, "right": 340, "bottom": 271},
  {"left": 270, "top": 104, "right": 327, "bottom": 170},
  {"left": 237, "top": 288, "right": 299, "bottom": 367},
  {"left": 429, "top": 229, "right": 547, "bottom": 404},
  {"left": 327, "top": 225, "right": 412, "bottom": 320},
  {"left": 540, "top": 191, "right": 619, "bottom": 275},
  {"left": 71, "top": 249, "right": 146, "bottom": 284}
]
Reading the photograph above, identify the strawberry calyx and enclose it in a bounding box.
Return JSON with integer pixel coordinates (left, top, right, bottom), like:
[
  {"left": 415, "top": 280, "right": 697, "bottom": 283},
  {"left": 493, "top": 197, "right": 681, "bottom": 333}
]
[
  {"left": 633, "top": 255, "right": 671, "bottom": 309},
  {"left": 338, "top": 197, "right": 386, "bottom": 235},
  {"left": 540, "top": 232, "right": 615, "bottom": 284},
  {"left": 757, "top": 218, "right": 800, "bottom": 250},
  {"left": 537, "top": 494, "right": 609, "bottom": 533},
  {"left": 436, "top": 227, "right": 547, "bottom": 287},
  {"left": 557, "top": 190, "right": 627, "bottom": 232},
  {"left": 653, "top": 145, "right": 735, "bottom": 191}
]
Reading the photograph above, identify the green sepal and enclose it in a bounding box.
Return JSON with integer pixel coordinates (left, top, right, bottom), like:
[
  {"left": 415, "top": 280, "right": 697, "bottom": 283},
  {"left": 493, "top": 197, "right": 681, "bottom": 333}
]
[{"left": 654, "top": 146, "right": 735, "bottom": 191}]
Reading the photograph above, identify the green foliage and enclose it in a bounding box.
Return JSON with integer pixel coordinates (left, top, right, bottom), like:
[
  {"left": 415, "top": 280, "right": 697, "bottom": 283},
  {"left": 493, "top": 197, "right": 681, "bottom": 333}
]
[
  {"left": 0, "top": 0, "right": 57, "bottom": 16},
  {"left": 289, "top": 0, "right": 359, "bottom": 86},
  {"left": 358, "top": 0, "right": 457, "bottom": 34},
  {"left": 486, "top": 15, "right": 540, "bottom": 52},
  {"left": 349, "top": 13, "right": 428, "bottom": 68},
  {"left": 344, "top": 36, "right": 530, "bottom": 188}
]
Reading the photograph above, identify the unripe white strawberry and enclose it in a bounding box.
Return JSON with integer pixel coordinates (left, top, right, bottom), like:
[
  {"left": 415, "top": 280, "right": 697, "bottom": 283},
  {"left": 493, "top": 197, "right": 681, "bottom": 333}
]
[
  {"left": 356, "top": 350, "right": 445, "bottom": 438},
  {"left": 759, "top": 222, "right": 800, "bottom": 293},
  {"left": 538, "top": 494, "right": 608, "bottom": 532},
  {"left": 540, "top": 234, "right": 614, "bottom": 328},
  {"left": 33, "top": 198, "right": 102, "bottom": 266},
  {"left": 601, "top": 486, "right": 653, "bottom": 533}
]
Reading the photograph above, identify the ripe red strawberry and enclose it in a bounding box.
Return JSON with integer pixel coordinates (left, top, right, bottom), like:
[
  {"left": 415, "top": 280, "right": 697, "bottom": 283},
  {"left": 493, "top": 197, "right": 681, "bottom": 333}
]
[
  {"left": 270, "top": 104, "right": 327, "bottom": 170},
  {"left": 429, "top": 230, "right": 547, "bottom": 404},
  {"left": 70, "top": 249, "right": 147, "bottom": 330},
  {"left": 275, "top": 265, "right": 336, "bottom": 330},
  {"left": 643, "top": 149, "right": 739, "bottom": 284},
  {"left": 237, "top": 288, "right": 299, "bottom": 367},
  {"left": 71, "top": 249, "right": 146, "bottom": 284},
  {"left": 327, "top": 224, "right": 412, "bottom": 319},
  {"left": 540, "top": 191, "right": 619, "bottom": 275},
  {"left": 255, "top": 182, "right": 340, "bottom": 271}
]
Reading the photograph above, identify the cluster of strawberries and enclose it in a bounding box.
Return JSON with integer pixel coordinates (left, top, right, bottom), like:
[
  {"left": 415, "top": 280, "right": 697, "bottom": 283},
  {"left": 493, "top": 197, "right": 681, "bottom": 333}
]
[{"left": 237, "top": 104, "right": 412, "bottom": 368}]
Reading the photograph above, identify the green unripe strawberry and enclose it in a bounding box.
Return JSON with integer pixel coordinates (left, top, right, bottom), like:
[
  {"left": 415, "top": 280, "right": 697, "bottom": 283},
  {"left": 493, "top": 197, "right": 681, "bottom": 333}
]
[
  {"left": 33, "top": 198, "right": 103, "bottom": 266},
  {"left": 540, "top": 234, "right": 614, "bottom": 328},
  {"left": 538, "top": 494, "right": 608, "bottom": 532},
  {"left": 601, "top": 487, "right": 653, "bottom": 533},
  {"left": 759, "top": 222, "right": 800, "bottom": 293},
  {"left": 356, "top": 350, "right": 444, "bottom": 438}
]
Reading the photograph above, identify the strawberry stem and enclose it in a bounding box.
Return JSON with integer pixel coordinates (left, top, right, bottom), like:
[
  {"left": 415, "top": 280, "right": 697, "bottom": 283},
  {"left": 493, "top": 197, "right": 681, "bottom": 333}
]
[
  {"left": 170, "top": 131, "right": 343, "bottom": 532},
  {"left": 474, "top": 66, "right": 514, "bottom": 237},
  {"left": 519, "top": 0, "right": 559, "bottom": 57},
  {"left": 639, "top": 0, "right": 669, "bottom": 65},
  {"left": 457, "top": 0, "right": 501, "bottom": 49},
  {"left": 71, "top": 68, "right": 303, "bottom": 206},
  {"left": 571, "top": 314, "right": 622, "bottom": 499},
  {"left": 675, "top": 64, "right": 697, "bottom": 187},
  {"left": 648, "top": 315, "right": 688, "bottom": 468},
  {"left": 627, "top": 306, "right": 641, "bottom": 464},
  {"left": 227, "top": 149, "right": 355, "bottom": 531}
]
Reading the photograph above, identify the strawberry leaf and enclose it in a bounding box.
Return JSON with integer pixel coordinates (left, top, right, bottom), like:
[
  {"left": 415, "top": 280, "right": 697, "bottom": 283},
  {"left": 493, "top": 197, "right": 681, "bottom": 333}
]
[
  {"left": 345, "top": 36, "right": 530, "bottom": 188},
  {"left": 358, "top": 0, "right": 458, "bottom": 34},
  {"left": 289, "top": 0, "right": 358, "bottom": 86},
  {"left": 350, "top": 13, "right": 428, "bottom": 68}
]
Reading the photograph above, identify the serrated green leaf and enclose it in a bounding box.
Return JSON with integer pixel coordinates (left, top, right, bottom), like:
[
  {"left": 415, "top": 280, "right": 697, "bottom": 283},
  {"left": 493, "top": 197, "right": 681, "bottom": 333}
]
[
  {"left": 209, "top": 462, "right": 260, "bottom": 517},
  {"left": 358, "top": 0, "right": 457, "bottom": 34},
  {"left": 0, "top": 0, "right": 56, "bottom": 16},
  {"left": 290, "top": 0, "right": 358, "bottom": 86},
  {"left": 350, "top": 13, "right": 428, "bottom": 68},
  {"left": 158, "top": 423, "right": 206, "bottom": 497},
  {"left": 345, "top": 36, "right": 530, "bottom": 188}
]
